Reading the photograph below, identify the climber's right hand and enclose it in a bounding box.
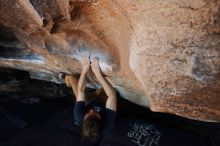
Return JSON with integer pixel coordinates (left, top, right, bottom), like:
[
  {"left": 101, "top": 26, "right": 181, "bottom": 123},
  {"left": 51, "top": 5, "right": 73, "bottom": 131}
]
[{"left": 91, "top": 57, "right": 102, "bottom": 78}]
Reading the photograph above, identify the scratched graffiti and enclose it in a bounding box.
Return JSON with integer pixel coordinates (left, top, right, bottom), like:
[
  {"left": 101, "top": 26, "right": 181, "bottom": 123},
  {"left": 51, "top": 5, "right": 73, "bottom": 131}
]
[{"left": 127, "top": 123, "right": 162, "bottom": 146}]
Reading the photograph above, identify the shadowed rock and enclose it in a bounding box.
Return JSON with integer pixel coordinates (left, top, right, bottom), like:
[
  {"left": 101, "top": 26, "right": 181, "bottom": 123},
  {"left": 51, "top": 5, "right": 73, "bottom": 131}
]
[{"left": 0, "top": 0, "right": 219, "bottom": 122}]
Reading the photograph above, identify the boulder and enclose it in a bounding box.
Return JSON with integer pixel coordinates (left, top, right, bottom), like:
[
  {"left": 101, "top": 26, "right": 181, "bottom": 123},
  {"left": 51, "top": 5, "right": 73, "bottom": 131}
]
[{"left": 0, "top": 0, "right": 219, "bottom": 122}]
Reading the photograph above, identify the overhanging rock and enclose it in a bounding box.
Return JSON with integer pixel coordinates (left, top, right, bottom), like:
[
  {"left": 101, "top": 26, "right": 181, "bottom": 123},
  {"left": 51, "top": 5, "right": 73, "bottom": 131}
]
[{"left": 0, "top": 0, "right": 219, "bottom": 122}]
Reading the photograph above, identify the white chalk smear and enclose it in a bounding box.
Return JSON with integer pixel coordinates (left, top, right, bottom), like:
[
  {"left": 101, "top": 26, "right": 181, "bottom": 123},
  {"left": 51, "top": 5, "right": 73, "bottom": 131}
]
[
  {"left": 0, "top": 57, "right": 44, "bottom": 64},
  {"left": 0, "top": 56, "right": 44, "bottom": 64},
  {"left": 71, "top": 46, "right": 113, "bottom": 72}
]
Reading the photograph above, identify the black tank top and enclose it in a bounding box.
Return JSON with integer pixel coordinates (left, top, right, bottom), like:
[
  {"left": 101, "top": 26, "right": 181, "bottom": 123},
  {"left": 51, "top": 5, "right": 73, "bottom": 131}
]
[{"left": 85, "top": 98, "right": 105, "bottom": 118}]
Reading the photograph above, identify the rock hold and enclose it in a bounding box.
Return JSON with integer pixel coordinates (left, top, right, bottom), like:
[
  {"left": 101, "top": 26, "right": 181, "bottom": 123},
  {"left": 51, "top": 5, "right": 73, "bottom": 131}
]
[{"left": 0, "top": 0, "right": 219, "bottom": 122}]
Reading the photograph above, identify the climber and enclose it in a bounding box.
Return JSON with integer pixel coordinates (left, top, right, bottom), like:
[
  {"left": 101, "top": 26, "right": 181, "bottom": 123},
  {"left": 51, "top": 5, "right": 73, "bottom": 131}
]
[{"left": 65, "top": 56, "right": 117, "bottom": 144}]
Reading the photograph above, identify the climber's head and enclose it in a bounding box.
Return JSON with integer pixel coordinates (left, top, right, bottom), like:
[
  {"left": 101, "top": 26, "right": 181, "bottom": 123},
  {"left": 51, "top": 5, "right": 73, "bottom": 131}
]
[{"left": 82, "top": 109, "right": 102, "bottom": 143}]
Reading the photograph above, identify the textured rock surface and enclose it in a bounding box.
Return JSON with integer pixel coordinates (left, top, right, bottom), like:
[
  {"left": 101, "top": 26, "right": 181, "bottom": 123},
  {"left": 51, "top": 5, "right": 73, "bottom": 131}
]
[{"left": 0, "top": 0, "right": 219, "bottom": 122}]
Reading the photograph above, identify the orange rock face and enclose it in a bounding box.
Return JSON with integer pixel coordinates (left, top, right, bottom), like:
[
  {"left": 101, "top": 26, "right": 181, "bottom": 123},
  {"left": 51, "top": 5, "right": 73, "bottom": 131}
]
[{"left": 0, "top": 0, "right": 220, "bottom": 122}]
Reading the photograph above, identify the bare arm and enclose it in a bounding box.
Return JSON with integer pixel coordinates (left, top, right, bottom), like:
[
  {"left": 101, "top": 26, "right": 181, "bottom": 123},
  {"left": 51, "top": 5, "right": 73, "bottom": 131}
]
[
  {"left": 97, "top": 76, "right": 117, "bottom": 111},
  {"left": 91, "top": 58, "right": 117, "bottom": 111},
  {"left": 77, "top": 56, "right": 90, "bottom": 102},
  {"left": 77, "top": 72, "right": 87, "bottom": 101}
]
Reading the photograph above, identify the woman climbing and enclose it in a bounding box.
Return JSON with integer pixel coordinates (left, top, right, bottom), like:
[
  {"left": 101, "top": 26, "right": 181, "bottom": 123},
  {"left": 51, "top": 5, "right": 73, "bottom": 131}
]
[{"left": 65, "top": 56, "right": 117, "bottom": 144}]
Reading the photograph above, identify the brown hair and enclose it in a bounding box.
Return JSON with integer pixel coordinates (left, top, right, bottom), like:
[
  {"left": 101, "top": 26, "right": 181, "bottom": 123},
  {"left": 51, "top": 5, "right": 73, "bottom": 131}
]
[{"left": 82, "top": 114, "right": 101, "bottom": 143}]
